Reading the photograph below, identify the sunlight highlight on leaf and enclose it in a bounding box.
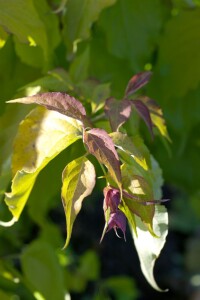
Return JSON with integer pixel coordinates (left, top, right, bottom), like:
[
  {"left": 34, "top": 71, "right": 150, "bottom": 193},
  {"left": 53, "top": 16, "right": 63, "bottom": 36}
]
[{"left": 62, "top": 156, "right": 96, "bottom": 248}]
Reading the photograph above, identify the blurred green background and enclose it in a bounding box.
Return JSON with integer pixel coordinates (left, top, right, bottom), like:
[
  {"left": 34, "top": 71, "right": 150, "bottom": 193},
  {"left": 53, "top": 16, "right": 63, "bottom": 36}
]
[{"left": 1, "top": 0, "right": 200, "bottom": 299}]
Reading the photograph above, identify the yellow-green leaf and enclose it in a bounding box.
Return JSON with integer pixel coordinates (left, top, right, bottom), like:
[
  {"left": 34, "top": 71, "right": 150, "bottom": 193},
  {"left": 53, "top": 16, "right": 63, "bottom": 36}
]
[
  {"left": 0, "top": 106, "right": 82, "bottom": 226},
  {"left": 110, "top": 132, "right": 150, "bottom": 170},
  {"left": 61, "top": 156, "right": 96, "bottom": 248}
]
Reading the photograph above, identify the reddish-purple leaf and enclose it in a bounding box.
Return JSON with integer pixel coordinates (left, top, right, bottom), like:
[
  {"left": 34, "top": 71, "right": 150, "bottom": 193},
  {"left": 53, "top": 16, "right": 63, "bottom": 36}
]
[
  {"left": 105, "top": 97, "right": 132, "bottom": 131},
  {"left": 136, "top": 96, "right": 171, "bottom": 142},
  {"left": 132, "top": 99, "right": 154, "bottom": 138},
  {"left": 7, "top": 92, "right": 87, "bottom": 124},
  {"left": 83, "top": 128, "right": 122, "bottom": 187},
  {"left": 125, "top": 71, "right": 152, "bottom": 97}
]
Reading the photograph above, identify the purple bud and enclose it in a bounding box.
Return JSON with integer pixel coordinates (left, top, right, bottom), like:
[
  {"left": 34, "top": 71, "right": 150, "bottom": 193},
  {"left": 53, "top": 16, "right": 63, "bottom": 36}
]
[
  {"left": 107, "top": 211, "right": 126, "bottom": 241},
  {"left": 103, "top": 187, "right": 120, "bottom": 213}
]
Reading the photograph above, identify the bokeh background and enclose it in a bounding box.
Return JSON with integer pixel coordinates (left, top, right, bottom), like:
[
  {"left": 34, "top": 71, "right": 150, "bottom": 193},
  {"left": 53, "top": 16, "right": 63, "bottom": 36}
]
[{"left": 1, "top": 0, "right": 200, "bottom": 299}]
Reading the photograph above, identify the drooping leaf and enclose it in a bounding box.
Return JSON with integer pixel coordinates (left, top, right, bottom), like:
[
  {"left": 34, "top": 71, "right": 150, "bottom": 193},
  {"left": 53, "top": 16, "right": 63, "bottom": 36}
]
[
  {"left": 110, "top": 132, "right": 150, "bottom": 170},
  {"left": 132, "top": 99, "right": 154, "bottom": 138},
  {"left": 62, "top": 0, "right": 116, "bottom": 53},
  {"left": 137, "top": 96, "right": 171, "bottom": 142},
  {"left": 61, "top": 156, "right": 96, "bottom": 248},
  {"left": 7, "top": 92, "right": 88, "bottom": 125},
  {"left": 125, "top": 71, "right": 152, "bottom": 97},
  {"left": 21, "top": 240, "right": 67, "bottom": 300},
  {"left": 131, "top": 205, "right": 168, "bottom": 291},
  {"left": 83, "top": 128, "right": 122, "bottom": 188},
  {"left": 105, "top": 98, "right": 132, "bottom": 131},
  {"left": 0, "top": 106, "right": 82, "bottom": 226}
]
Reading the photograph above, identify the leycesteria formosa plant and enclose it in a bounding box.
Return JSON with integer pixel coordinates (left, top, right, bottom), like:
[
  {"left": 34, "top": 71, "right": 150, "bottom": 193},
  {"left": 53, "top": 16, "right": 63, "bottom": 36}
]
[{"left": 0, "top": 72, "right": 170, "bottom": 291}]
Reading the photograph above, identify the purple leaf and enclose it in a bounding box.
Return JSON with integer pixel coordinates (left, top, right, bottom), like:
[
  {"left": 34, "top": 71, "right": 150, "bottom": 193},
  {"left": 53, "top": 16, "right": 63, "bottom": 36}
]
[
  {"left": 136, "top": 96, "right": 171, "bottom": 142},
  {"left": 132, "top": 99, "right": 154, "bottom": 138},
  {"left": 7, "top": 92, "right": 88, "bottom": 124},
  {"left": 83, "top": 128, "right": 122, "bottom": 188},
  {"left": 105, "top": 98, "right": 132, "bottom": 131},
  {"left": 125, "top": 71, "right": 152, "bottom": 97}
]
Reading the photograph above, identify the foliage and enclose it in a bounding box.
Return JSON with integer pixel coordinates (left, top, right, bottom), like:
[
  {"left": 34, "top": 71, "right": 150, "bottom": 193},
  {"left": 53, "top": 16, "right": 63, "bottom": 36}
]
[{"left": 0, "top": 0, "right": 200, "bottom": 299}]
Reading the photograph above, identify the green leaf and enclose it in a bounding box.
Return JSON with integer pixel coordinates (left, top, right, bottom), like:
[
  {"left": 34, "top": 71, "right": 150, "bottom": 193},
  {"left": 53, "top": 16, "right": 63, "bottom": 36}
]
[
  {"left": 0, "top": 25, "right": 8, "bottom": 48},
  {"left": 83, "top": 128, "right": 122, "bottom": 188},
  {"left": 0, "top": 106, "right": 82, "bottom": 226},
  {"left": 21, "top": 240, "right": 67, "bottom": 300},
  {"left": 62, "top": 0, "right": 116, "bottom": 53},
  {"left": 99, "top": 0, "right": 164, "bottom": 70},
  {"left": 105, "top": 98, "right": 132, "bottom": 132},
  {"left": 91, "top": 82, "right": 111, "bottom": 113},
  {"left": 121, "top": 163, "right": 155, "bottom": 234},
  {"left": 0, "top": 0, "right": 48, "bottom": 61},
  {"left": 110, "top": 132, "right": 150, "bottom": 170},
  {"left": 149, "top": 9, "right": 200, "bottom": 100},
  {"left": 69, "top": 46, "right": 90, "bottom": 83},
  {"left": 131, "top": 205, "right": 168, "bottom": 291},
  {"left": 7, "top": 92, "right": 88, "bottom": 125},
  {"left": 62, "top": 156, "right": 96, "bottom": 248}
]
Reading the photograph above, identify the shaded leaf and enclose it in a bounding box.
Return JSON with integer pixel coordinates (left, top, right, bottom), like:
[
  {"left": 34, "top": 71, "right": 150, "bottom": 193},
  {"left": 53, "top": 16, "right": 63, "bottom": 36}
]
[
  {"left": 110, "top": 132, "right": 149, "bottom": 170},
  {"left": 137, "top": 96, "right": 171, "bottom": 142},
  {"left": 132, "top": 99, "right": 154, "bottom": 138},
  {"left": 0, "top": 106, "right": 82, "bottom": 226},
  {"left": 62, "top": 0, "right": 116, "bottom": 53},
  {"left": 125, "top": 71, "right": 152, "bottom": 97},
  {"left": 105, "top": 98, "right": 132, "bottom": 131},
  {"left": 91, "top": 83, "right": 111, "bottom": 113},
  {"left": 0, "top": 0, "right": 48, "bottom": 61},
  {"left": 83, "top": 128, "right": 122, "bottom": 187},
  {"left": 7, "top": 92, "right": 87, "bottom": 124},
  {"left": 99, "top": 0, "right": 163, "bottom": 70},
  {"left": 21, "top": 240, "right": 66, "bottom": 300},
  {"left": 61, "top": 156, "right": 96, "bottom": 248},
  {"left": 131, "top": 205, "right": 168, "bottom": 291}
]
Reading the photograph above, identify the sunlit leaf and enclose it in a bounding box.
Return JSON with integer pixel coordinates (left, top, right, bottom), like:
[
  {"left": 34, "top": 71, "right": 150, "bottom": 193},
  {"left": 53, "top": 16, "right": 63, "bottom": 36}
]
[
  {"left": 125, "top": 71, "right": 152, "bottom": 97},
  {"left": 137, "top": 96, "right": 171, "bottom": 142},
  {"left": 105, "top": 98, "right": 132, "bottom": 131},
  {"left": 0, "top": 107, "right": 82, "bottom": 226},
  {"left": 61, "top": 156, "right": 96, "bottom": 248},
  {"left": 83, "top": 128, "right": 122, "bottom": 188},
  {"left": 132, "top": 99, "right": 154, "bottom": 138},
  {"left": 131, "top": 205, "right": 168, "bottom": 291},
  {"left": 110, "top": 132, "right": 149, "bottom": 170},
  {"left": 121, "top": 163, "right": 155, "bottom": 235},
  {"left": 7, "top": 92, "right": 88, "bottom": 125},
  {"left": 91, "top": 82, "right": 110, "bottom": 113}
]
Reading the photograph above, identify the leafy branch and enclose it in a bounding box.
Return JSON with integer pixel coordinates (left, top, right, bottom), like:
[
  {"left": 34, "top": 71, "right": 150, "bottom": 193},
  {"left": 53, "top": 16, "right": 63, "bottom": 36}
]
[{"left": 1, "top": 71, "right": 170, "bottom": 291}]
